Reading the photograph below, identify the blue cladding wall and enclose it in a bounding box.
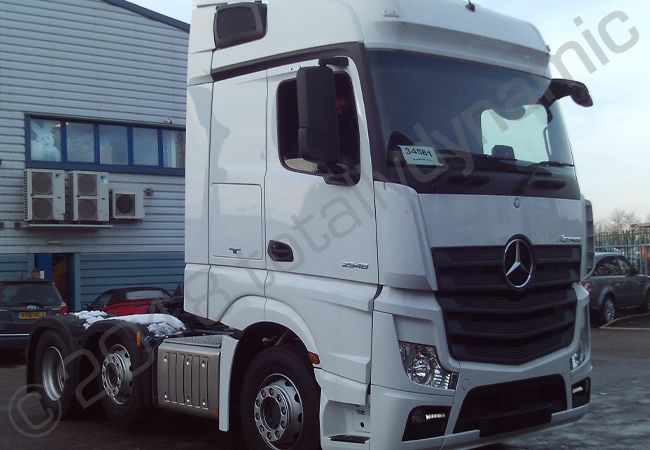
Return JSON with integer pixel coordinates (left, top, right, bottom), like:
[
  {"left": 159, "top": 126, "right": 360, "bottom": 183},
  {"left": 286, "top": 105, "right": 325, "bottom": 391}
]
[
  {"left": 79, "top": 252, "right": 184, "bottom": 305},
  {"left": 0, "top": 254, "right": 30, "bottom": 280}
]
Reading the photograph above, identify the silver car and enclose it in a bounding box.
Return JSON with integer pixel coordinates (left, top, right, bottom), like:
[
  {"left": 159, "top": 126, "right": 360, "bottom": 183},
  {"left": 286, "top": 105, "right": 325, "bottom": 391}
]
[
  {"left": 0, "top": 280, "right": 66, "bottom": 351},
  {"left": 584, "top": 253, "right": 650, "bottom": 326}
]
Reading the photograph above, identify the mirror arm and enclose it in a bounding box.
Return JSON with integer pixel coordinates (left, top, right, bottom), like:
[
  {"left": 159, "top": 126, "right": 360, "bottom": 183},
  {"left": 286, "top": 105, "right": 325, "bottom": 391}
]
[{"left": 324, "top": 166, "right": 360, "bottom": 186}]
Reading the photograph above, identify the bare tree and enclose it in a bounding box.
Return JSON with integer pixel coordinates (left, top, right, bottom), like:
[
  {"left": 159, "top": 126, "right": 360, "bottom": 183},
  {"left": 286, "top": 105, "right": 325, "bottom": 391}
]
[{"left": 602, "top": 209, "right": 640, "bottom": 232}]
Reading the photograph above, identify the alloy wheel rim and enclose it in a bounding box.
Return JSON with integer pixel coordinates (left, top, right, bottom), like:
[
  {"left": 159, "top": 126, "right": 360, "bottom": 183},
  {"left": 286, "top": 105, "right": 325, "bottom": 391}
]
[
  {"left": 604, "top": 300, "right": 615, "bottom": 322},
  {"left": 101, "top": 344, "right": 134, "bottom": 406},
  {"left": 42, "top": 346, "right": 66, "bottom": 401},
  {"left": 253, "top": 374, "right": 303, "bottom": 449}
]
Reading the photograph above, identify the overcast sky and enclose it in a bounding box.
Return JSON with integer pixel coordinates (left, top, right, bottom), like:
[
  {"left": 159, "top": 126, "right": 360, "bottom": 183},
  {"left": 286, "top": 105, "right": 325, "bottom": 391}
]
[{"left": 129, "top": 0, "right": 649, "bottom": 222}]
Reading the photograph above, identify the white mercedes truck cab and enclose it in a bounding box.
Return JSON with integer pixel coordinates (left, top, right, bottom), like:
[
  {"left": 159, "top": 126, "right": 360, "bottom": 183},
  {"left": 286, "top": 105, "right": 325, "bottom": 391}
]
[{"left": 28, "top": 1, "right": 595, "bottom": 449}]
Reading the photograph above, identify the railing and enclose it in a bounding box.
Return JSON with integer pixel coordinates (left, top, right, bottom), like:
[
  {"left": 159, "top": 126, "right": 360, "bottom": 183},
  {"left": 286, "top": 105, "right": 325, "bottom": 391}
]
[{"left": 595, "top": 229, "right": 650, "bottom": 275}]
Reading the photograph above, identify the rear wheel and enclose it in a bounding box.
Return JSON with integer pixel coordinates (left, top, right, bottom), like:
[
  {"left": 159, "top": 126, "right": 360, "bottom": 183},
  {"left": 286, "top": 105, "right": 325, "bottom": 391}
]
[
  {"left": 97, "top": 337, "right": 150, "bottom": 425},
  {"left": 240, "top": 346, "right": 320, "bottom": 450},
  {"left": 599, "top": 296, "right": 616, "bottom": 326},
  {"left": 33, "top": 331, "right": 79, "bottom": 420}
]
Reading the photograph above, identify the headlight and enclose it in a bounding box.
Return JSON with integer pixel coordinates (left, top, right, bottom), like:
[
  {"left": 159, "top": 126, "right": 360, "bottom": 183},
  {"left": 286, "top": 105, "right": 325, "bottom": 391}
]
[
  {"left": 570, "top": 305, "right": 591, "bottom": 370},
  {"left": 399, "top": 342, "right": 458, "bottom": 390}
]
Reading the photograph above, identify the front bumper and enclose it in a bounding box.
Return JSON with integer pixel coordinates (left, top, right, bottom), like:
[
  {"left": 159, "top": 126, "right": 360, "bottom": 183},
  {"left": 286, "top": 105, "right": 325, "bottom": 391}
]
[
  {"left": 371, "top": 383, "right": 589, "bottom": 449},
  {"left": 364, "top": 285, "right": 591, "bottom": 450},
  {"left": 0, "top": 333, "right": 30, "bottom": 350}
]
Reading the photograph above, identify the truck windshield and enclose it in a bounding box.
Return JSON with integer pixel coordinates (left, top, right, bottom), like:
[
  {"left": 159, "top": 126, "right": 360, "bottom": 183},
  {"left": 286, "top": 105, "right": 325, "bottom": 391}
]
[{"left": 368, "top": 51, "right": 579, "bottom": 197}]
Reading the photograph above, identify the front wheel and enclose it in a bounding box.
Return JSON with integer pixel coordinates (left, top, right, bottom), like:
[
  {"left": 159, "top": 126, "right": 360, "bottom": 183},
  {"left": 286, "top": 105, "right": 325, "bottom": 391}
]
[
  {"left": 599, "top": 296, "right": 616, "bottom": 326},
  {"left": 240, "top": 346, "right": 320, "bottom": 450}
]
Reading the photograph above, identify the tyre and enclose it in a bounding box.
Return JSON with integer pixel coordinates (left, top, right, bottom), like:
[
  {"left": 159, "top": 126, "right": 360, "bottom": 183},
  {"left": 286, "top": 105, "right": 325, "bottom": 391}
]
[
  {"left": 97, "top": 336, "right": 150, "bottom": 425},
  {"left": 598, "top": 296, "right": 616, "bottom": 326},
  {"left": 240, "top": 346, "right": 320, "bottom": 450},
  {"left": 33, "top": 330, "right": 80, "bottom": 420}
]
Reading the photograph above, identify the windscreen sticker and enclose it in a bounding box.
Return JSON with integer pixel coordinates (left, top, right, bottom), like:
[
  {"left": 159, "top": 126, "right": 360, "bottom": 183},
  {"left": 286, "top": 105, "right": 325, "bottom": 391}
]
[{"left": 399, "top": 146, "right": 440, "bottom": 166}]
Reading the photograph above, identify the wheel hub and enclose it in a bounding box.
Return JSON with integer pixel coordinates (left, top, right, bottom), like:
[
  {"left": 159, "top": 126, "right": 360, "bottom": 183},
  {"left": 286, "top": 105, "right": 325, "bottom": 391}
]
[
  {"left": 42, "top": 346, "right": 66, "bottom": 401},
  {"left": 254, "top": 374, "right": 303, "bottom": 449},
  {"left": 101, "top": 344, "right": 133, "bottom": 406}
]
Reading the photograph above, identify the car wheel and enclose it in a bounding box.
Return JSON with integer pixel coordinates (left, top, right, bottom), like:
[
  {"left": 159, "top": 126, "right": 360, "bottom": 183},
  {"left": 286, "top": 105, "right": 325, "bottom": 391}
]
[
  {"left": 33, "top": 330, "right": 80, "bottom": 420},
  {"left": 97, "top": 337, "right": 150, "bottom": 425},
  {"left": 240, "top": 346, "right": 320, "bottom": 450},
  {"left": 599, "top": 296, "right": 616, "bottom": 325}
]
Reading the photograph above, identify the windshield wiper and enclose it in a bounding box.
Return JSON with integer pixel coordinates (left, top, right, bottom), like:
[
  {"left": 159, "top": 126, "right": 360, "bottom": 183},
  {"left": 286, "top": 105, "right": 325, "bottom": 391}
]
[{"left": 516, "top": 161, "right": 574, "bottom": 195}]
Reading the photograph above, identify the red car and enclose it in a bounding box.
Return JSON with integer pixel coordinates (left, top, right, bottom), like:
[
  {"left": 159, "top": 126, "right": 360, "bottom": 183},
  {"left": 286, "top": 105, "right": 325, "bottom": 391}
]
[{"left": 86, "top": 287, "right": 171, "bottom": 316}]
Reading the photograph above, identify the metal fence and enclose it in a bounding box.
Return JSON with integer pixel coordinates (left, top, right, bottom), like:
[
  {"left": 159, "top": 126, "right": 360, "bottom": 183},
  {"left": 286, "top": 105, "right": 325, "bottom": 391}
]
[{"left": 595, "top": 229, "right": 650, "bottom": 275}]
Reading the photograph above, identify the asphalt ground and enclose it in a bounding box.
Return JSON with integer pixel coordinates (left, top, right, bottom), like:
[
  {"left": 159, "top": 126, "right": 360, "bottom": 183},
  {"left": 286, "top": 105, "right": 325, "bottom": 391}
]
[{"left": 1, "top": 321, "right": 649, "bottom": 450}]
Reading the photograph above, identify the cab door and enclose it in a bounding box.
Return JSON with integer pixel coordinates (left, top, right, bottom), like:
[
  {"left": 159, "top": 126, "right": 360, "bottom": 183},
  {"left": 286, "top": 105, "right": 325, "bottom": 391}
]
[
  {"left": 264, "top": 59, "right": 378, "bottom": 285},
  {"left": 263, "top": 58, "right": 378, "bottom": 384}
]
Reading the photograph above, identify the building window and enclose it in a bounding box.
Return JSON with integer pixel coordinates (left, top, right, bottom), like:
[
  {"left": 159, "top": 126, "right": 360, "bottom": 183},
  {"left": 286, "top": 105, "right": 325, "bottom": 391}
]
[
  {"left": 162, "top": 129, "right": 186, "bottom": 168},
  {"left": 27, "top": 116, "right": 185, "bottom": 174},
  {"left": 29, "top": 118, "right": 62, "bottom": 162},
  {"left": 66, "top": 122, "right": 94, "bottom": 163},
  {"left": 133, "top": 127, "right": 159, "bottom": 166},
  {"left": 99, "top": 124, "right": 129, "bottom": 165}
]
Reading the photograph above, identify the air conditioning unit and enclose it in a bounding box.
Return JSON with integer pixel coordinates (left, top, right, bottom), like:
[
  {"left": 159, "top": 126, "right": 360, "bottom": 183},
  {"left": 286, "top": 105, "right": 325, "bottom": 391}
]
[
  {"left": 69, "top": 171, "right": 109, "bottom": 222},
  {"left": 24, "top": 169, "right": 66, "bottom": 222},
  {"left": 110, "top": 190, "right": 145, "bottom": 220}
]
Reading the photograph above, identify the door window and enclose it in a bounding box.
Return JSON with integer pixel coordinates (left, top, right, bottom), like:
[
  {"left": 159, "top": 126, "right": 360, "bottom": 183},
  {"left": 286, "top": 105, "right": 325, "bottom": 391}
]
[
  {"left": 617, "top": 257, "right": 634, "bottom": 275},
  {"left": 277, "top": 73, "right": 360, "bottom": 175},
  {"left": 594, "top": 256, "right": 622, "bottom": 276}
]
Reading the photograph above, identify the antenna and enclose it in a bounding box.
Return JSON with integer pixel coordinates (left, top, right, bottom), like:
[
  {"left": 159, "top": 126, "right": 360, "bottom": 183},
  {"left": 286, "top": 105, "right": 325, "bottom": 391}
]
[{"left": 466, "top": 0, "right": 476, "bottom": 12}]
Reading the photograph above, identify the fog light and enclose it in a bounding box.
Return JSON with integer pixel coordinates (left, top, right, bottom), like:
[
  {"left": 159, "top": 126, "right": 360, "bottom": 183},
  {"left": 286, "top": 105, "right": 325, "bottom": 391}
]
[
  {"left": 403, "top": 406, "right": 451, "bottom": 441},
  {"left": 399, "top": 342, "right": 458, "bottom": 390}
]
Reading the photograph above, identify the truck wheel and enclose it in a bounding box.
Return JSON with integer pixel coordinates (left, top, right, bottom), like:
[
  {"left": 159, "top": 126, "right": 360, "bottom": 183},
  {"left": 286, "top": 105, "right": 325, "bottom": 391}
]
[
  {"left": 33, "top": 330, "right": 80, "bottom": 420},
  {"left": 97, "top": 338, "right": 149, "bottom": 425},
  {"left": 599, "top": 296, "right": 616, "bottom": 326},
  {"left": 240, "top": 346, "right": 320, "bottom": 450}
]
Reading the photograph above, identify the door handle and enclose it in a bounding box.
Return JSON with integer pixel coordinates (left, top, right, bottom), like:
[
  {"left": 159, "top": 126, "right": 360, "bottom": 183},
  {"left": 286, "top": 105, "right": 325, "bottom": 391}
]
[{"left": 268, "top": 240, "right": 294, "bottom": 262}]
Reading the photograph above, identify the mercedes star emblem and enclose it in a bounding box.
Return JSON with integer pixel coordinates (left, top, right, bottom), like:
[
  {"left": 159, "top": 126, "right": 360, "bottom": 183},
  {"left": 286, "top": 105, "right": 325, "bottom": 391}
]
[{"left": 503, "top": 238, "right": 534, "bottom": 289}]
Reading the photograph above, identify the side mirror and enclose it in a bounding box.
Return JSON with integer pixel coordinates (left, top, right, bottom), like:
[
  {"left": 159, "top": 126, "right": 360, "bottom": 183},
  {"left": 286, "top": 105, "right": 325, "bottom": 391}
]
[
  {"left": 542, "top": 79, "right": 594, "bottom": 108},
  {"left": 82, "top": 304, "right": 89, "bottom": 311},
  {"left": 297, "top": 66, "right": 340, "bottom": 165}
]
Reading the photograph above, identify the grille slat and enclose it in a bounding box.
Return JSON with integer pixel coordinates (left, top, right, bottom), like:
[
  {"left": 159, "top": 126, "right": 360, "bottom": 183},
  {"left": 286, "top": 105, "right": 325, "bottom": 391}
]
[
  {"left": 432, "top": 244, "right": 580, "bottom": 365},
  {"left": 432, "top": 245, "right": 581, "bottom": 292}
]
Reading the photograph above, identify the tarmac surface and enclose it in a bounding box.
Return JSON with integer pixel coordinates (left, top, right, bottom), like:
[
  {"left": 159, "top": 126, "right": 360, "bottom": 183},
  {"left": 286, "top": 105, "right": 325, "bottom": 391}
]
[{"left": 1, "top": 320, "right": 649, "bottom": 449}]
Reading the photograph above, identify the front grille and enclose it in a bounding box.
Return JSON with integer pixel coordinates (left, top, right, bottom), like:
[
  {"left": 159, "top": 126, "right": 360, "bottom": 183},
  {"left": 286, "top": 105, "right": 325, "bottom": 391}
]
[
  {"left": 432, "top": 245, "right": 580, "bottom": 365},
  {"left": 432, "top": 245, "right": 581, "bottom": 292},
  {"left": 455, "top": 375, "right": 566, "bottom": 436},
  {"left": 438, "top": 290, "right": 577, "bottom": 364}
]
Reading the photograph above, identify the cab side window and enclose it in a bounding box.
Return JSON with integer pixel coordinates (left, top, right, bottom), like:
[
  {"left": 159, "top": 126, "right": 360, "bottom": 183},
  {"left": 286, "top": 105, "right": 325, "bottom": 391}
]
[{"left": 277, "top": 73, "right": 360, "bottom": 174}]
